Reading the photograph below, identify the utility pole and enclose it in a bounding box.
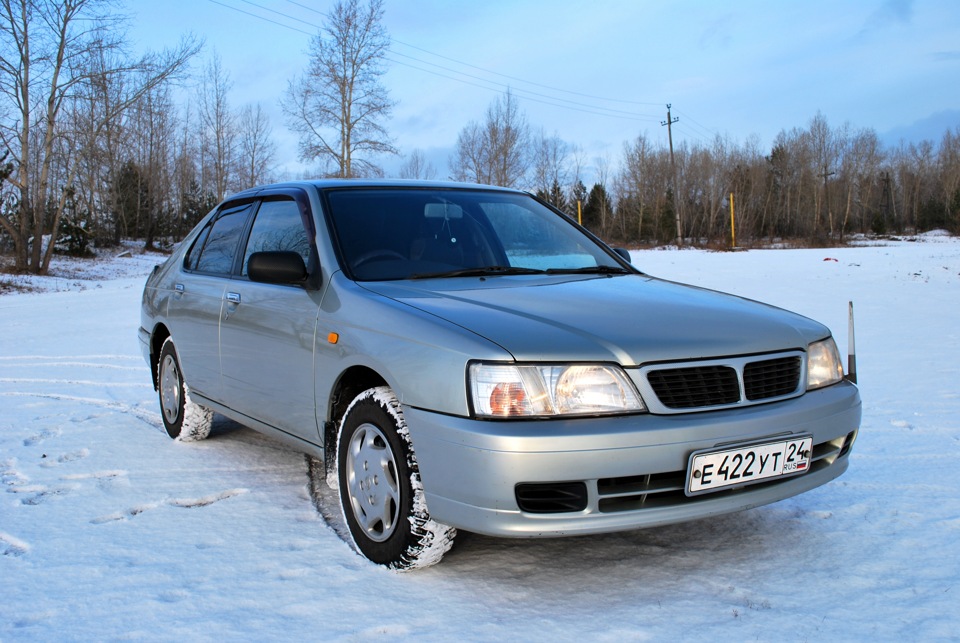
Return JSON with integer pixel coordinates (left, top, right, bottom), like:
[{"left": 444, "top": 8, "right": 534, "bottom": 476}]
[
  {"left": 880, "top": 171, "right": 896, "bottom": 232},
  {"left": 662, "top": 104, "right": 681, "bottom": 247},
  {"left": 818, "top": 165, "right": 836, "bottom": 239}
]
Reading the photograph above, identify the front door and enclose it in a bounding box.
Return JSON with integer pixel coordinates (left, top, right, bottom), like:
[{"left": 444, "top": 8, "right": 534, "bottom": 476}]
[{"left": 218, "top": 197, "right": 324, "bottom": 442}]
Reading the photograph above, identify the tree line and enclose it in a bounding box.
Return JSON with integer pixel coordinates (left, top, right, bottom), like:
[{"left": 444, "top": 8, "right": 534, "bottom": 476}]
[
  {"left": 444, "top": 91, "right": 959, "bottom": 246},
  {"left": 2, "top": 0, "right": 958, "bottom": 275}
]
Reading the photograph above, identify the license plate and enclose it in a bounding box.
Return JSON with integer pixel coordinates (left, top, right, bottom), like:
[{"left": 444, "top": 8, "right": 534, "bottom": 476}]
[{"left": 686, "top": 436, "right": 813, "bottom": 495}]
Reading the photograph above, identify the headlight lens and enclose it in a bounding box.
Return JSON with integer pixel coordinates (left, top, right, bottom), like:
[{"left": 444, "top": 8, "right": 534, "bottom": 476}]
[
  {"left": 806, "top": 337, "right": 844, "bottom": 390},
  {"left": 470, "top": 363, "right": 646, "bottom": 418}
]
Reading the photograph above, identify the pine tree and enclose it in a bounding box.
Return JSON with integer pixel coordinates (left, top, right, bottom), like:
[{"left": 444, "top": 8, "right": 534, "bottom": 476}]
[
  {"left": 568, "top": 180, "right": 588, "bottom": 222},
  {"left": 582, "top": 183, "right": 613, "bottom": 236}
]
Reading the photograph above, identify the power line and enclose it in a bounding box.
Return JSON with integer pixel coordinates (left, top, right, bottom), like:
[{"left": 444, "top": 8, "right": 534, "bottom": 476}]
[
  {"left": 673, "top": 108, "right": 719, "bottom": 141},
  {"left": 206, "top": 0, "right": 313, "bottom": 36},
  {"left": 279, "top": 0, "right": 663, "bottom": 108},
  {"left": 204, "top": 0, "right": 667, "bottom": 122},
  {"left": 386, "top": 50, "right": 661, "bottom": 121},
  {"left": 389, "top": 39, "right": 662, "bottom": 108}
]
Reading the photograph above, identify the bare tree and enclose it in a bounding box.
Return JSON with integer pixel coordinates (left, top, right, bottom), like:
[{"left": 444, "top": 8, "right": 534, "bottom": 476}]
[
  {"left": 838, "top": 127, "right": 883, "bottom": 238},
  {"left": 237, "top": 103, "right": 275, "bottom": 188},
  {"left": 617, "top": 134, "right": 653, "bottom": 241},
  {"left": 808, "top": 111, "right": 841, "bottom": 239},
  {"left": 200, "top": 52, "right": 235, "bottom": 200},
  {"left": 449, "top": 121, "right": 487, "bottom": 184},
  {"left": 936, "top": 127, "right": 960, "bottom": 231},
  {"left": 531, "top": 130, "right": 571, "bottom": 198},
  {"left": 0, "top": 0, "right": 198, "bottom": 273},
  {"left": 450, "top": 90, "right": 530, "bottom": 188},
  {"left": 398, "top": 148, "right": 436, "bottom": 180},
  {"left": 485, "top": 90, "right": 530, "bottom": 188},
  {"left": 281, "top": 0, "right": 396, "bottom": 178}
]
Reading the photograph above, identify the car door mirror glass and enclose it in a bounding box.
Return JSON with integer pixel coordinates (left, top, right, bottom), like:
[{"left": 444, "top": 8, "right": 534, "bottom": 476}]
[{"left": 248, "top": 251, "right": 307, "bottom": 285}]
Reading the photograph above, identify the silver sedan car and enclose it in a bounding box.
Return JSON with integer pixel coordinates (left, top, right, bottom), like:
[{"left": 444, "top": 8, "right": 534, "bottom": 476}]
[{"left": 139, "top": 180, "right": 861, "bottom": 569}]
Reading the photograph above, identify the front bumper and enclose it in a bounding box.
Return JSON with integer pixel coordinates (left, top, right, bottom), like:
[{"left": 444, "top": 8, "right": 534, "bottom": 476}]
[{"left": 405, "top": 381, "right": 861, "bottom": 537}]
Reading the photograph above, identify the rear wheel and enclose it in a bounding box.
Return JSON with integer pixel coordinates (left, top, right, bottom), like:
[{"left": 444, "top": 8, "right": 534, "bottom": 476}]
[
  {"left": 157, "top": 338, "right": 213, "bottom": 441},
  {"left": 337, "top": 386, "right": 455, "bottom": 570}
]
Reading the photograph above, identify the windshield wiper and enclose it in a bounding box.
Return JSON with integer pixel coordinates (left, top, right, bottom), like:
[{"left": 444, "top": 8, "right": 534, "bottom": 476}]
[
  {"left": 410, "top": 266, "right": 546, "bottom": 279},
  {"left": 544, "top": 265, "right": 631, "bottom": 275}
]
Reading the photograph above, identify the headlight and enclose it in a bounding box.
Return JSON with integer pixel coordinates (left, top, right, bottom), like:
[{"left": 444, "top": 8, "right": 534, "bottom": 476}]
[
  {"left": 806, "top": 337, "right": 844, "bottom": 390},
  {"left": 469, "top": 362, "right": 646, "bottom": 418}
]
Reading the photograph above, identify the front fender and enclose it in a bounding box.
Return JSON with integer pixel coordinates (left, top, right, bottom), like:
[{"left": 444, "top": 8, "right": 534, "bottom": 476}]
[{"left": 315, "top": 273, "right": 510, "bottom": 418}]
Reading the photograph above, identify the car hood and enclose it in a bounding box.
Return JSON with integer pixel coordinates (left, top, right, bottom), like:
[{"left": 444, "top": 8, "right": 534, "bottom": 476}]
[{"left": 361, "top": 274, "right": 828, "bottom": 365}]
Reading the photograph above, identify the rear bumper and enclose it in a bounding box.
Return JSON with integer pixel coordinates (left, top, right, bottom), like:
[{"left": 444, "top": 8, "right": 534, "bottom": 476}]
[{"left": 404, "top": 381, "right": 861, "bottom": 537}]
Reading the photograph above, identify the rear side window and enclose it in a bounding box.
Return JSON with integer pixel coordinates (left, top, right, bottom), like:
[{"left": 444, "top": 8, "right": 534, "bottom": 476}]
[
  {"left": 191, "top": 202, "right": 255, "bottom": 275},
  {"left": 241, "top": 199, "right": 311, "bottom": 276},
  {"left": 183, "top": 221, "right": 213, "bottom": 271}
]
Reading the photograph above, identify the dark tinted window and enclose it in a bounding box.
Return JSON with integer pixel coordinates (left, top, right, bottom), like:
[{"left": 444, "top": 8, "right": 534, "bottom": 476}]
[
  {"left": 184, "top": 220, "right": 213, "bottom": 271},
  {"left": 241, "top": 199, "right": 311, "bottom": 276},
  {"left": 193, "top": 202, "right": 254, "bottom": 275},
  {"left": 325, "top": 188, "right": 618, "bottom": 280}
]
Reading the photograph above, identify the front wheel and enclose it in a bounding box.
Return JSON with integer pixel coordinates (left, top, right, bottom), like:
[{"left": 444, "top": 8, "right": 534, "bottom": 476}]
[
  {"left": 337, "top": 386, "right": 456, "bottom": 570},
  {"left": 157, "top": 338, "right": 214, "bottom": 441}
]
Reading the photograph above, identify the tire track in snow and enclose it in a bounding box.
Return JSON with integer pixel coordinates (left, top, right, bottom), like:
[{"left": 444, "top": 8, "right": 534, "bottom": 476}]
[
  {"left": 1, "top": 391, "right": 162, "bottom": 430},
  {"left": 0, "top": 354, "right": 141, "bottom": 361},
  {"left": 0, "top": 532, "right": 30, "bottom": 557},
  {"left": 0, "top": 378, "right": 145, "bottom": 387},
  {"left": 90, "top": 489, "right": 249, "bottom": 524},
  {"left": 1, "top": 353, "right": 161, "bottom": 432},
  {"left": 22, "top": 427, "right": 62, "bottom": 446}
]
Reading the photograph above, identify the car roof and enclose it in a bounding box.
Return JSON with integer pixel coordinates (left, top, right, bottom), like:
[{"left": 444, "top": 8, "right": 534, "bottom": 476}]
[{"left": 227, "top": 179, "right": 525, "bottom": 201}]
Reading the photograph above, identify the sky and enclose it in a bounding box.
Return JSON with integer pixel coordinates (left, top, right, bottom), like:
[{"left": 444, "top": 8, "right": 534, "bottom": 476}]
[{"left": 126, "top": 0, "right": 960, "bottom": 183}]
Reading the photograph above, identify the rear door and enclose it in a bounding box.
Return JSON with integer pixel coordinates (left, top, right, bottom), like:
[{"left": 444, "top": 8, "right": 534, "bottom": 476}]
[{"left": 168, "top": 201, "right": 254, "bottom": 401}]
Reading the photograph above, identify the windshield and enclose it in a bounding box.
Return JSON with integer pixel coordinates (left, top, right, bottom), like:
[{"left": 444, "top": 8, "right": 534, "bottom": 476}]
[{"left": 324, "top": 188, "right": 629, "bottom": 281}]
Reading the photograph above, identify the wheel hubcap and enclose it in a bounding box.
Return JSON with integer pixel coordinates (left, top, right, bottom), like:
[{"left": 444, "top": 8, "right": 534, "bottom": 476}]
[
  {"left": 345, "top": 423, "right": 400, "bottom": 542},
  {"left": 160, "top": 354, "right": 182, "bottom": 425}
]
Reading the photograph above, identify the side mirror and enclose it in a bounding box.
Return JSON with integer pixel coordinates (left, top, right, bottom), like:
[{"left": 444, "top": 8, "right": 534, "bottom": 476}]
[
  {"left": 248, "top": 251, "right": 308, "bottom": 285},
  {"left": 613, "top": 247, "right": 632, "bottom": 264}
]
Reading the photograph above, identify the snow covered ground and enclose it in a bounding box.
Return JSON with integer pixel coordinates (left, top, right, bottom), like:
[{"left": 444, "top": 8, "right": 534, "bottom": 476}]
[{"left": 2, "top": 235, "right": 958, "bottom": 641}]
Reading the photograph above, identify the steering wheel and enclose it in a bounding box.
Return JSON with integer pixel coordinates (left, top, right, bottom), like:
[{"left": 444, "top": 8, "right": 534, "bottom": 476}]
[{"left": 352, "top": 249, "right": 406, "bottom": 268}]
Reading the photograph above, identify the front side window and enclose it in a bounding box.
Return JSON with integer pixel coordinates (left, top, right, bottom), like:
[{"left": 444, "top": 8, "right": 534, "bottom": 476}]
[
  {"left": 192, "top": 202, "right": 255, "bottom": 275},
  {"left": 241, "top": 199, "right": 311, "bottom": 276}
]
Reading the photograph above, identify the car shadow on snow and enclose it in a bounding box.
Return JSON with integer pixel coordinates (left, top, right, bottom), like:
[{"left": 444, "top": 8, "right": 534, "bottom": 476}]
[
  {"left": 435, "top": 500, "right": 823, "bottom": 589},
  {"left": 189, "top": 412, "right": 829, "bottom": 584}
]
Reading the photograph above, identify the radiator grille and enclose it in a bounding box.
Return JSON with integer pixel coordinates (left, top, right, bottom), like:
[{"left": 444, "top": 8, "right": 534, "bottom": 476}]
[
  {"left": 642, "top": 352, "right": 804, "bottom": 412},
  {"left": 744, "top": 356, "right": 802, "bottom": 400},
  {"left": 647, "top": 365, "right": 740, "bottom": 409}
]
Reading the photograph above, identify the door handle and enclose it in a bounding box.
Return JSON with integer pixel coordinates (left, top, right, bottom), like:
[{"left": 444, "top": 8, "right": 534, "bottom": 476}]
[{"left": 225, "top": 292, "right": 241, "bottom": 304}]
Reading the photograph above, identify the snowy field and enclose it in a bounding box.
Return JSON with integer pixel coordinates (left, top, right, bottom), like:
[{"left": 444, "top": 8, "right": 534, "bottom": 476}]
[{"left": 1, "top": 234, "right": 958, "bottom": 641}]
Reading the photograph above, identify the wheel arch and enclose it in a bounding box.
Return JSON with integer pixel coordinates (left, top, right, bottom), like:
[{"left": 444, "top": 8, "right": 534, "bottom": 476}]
[
  {"left": 148, "top": 323, "right": 172, "bottom": 390},
  {"left": 324, "top": 365, "right": 389, "bottom": 452}
]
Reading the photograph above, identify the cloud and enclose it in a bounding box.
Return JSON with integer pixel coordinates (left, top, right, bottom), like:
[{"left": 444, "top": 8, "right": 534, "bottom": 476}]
[
  {"left": 871, "top": 0, "right": 913, "bottom": 23},
  {"left": 860, "top": 0, "right": 913, "bottom": 36},
  {"left": 881, "top": 108, "right": 960, "bottom": 147},
  {"left": 698, "top": 13, "right": 735, "bottom": 51},
  {"left": 931, "top": 50, "right": 960, "bottom": 62}
]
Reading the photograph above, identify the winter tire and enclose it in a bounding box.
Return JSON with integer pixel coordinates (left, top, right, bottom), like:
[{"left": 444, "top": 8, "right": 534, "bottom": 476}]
[
  {"left": 337, "top": 386, "right": 456, "bottom": 570},
  {"left": 157, "top": 338, "right": 214, "bottom": 441}
]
